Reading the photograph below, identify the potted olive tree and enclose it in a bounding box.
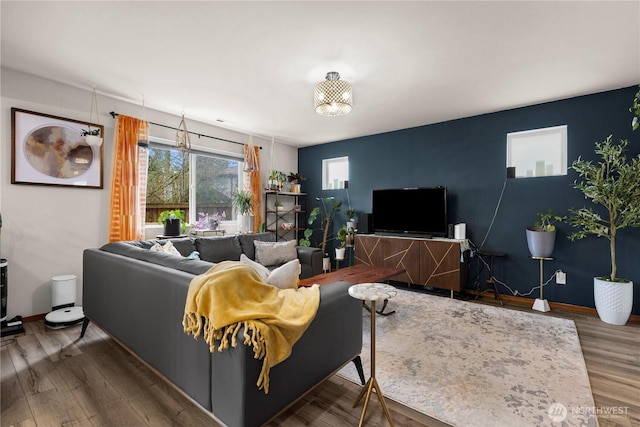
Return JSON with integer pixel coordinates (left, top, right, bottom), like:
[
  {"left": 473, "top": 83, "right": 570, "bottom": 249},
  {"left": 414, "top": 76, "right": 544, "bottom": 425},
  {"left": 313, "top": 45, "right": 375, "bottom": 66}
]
[
  {"left": 565, "top": 88, "right": 640, "bottom": 325},
  {"left": 232, "top": 189, "right": 254, "bottom": 233}
]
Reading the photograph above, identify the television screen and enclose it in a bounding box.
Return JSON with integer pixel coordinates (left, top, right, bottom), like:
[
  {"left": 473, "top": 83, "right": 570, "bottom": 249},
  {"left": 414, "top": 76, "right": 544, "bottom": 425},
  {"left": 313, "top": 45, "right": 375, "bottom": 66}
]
[{"left": 372, "top": 187, "right": 447, "bottom": 237}]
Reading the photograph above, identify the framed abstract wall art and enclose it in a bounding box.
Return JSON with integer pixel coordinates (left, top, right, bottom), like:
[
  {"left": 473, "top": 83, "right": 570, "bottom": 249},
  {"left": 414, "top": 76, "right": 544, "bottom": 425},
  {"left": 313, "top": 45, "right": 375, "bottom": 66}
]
[{"left": 11, "top": 108, "right": 104, "bottom": 189}]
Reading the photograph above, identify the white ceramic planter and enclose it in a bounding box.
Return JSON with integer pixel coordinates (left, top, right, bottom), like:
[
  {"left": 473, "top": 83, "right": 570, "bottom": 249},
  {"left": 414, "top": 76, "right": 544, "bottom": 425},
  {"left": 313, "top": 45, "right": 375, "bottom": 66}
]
[
  {"left": 84, "top": 135, "right": 103, "bottom": 146},
  {"left": 335, "top": 248, "right": 346, "bottom": 260},
  {"left": 594, "top": 277, "right": 633, "bottom": 325}
]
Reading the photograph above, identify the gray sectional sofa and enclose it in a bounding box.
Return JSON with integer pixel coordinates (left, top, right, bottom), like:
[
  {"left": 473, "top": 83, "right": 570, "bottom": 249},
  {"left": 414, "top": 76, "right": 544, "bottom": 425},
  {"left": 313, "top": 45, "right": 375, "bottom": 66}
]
[{"left": 82, "top": 232, "right": 364, "bottom": 427}]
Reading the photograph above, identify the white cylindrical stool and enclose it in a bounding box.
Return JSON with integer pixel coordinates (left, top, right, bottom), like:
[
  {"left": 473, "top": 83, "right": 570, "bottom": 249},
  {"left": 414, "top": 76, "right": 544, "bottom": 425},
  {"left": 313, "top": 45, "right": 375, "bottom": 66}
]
[{"left": 45, "top": 275, "right": 85, "bottom": 329}]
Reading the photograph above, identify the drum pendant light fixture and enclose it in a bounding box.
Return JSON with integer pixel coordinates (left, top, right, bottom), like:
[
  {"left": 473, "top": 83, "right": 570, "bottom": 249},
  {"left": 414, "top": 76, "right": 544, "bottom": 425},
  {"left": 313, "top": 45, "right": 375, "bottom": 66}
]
[{"left": 314, "top": 71, "right": 352, "bottom": 116}]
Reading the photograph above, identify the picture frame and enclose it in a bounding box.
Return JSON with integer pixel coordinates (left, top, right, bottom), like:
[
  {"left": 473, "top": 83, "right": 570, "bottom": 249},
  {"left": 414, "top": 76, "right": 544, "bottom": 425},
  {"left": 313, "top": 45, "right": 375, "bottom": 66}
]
[{"left": 11, "top": 108, "right": 104, "bottom": 189}]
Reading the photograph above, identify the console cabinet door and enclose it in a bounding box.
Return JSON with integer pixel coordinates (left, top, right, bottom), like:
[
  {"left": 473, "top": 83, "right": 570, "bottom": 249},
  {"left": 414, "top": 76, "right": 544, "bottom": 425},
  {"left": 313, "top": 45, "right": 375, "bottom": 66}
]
[
  {"left": 380, "top": 237, "right": 420, "bottom": 284},
  {"left": 418, "top": 240, "right": 461, "bottom": 291},
  {"left": 354, "top": 235, "right": 384, "bottom": 267}
]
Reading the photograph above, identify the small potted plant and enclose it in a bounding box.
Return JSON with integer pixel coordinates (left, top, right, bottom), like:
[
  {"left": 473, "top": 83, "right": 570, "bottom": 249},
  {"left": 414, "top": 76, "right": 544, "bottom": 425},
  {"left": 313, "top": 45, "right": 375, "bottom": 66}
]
[
  {"left": 232, "top": 189, "right": 254, "bottom": 233},
  {"left": 335, "top": 224, "right": 349, "bottom": 260},
  {"left": 158, "top": 209, "right": 185, "bottom": 237},
  {"left": 526, "top": 209, "right": 562, "bottom": 257},
  {"left": 345, "top": 209, "right": 357, "bottom": 232},
  {"left": 268, "top": 170, "right": 287, "bottom": 191},
  {"left": 287, "top": 172, "right": 306, "bottom": 193},
  {"left": 81, "top": 127, "right": 103, "bottom": 147}
]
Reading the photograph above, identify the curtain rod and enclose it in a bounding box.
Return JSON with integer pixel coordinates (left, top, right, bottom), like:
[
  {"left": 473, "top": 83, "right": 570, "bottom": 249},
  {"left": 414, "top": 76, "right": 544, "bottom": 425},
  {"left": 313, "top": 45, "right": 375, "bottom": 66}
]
[{"left": 109, "top": 111, "right": 261, "bottom": 149}]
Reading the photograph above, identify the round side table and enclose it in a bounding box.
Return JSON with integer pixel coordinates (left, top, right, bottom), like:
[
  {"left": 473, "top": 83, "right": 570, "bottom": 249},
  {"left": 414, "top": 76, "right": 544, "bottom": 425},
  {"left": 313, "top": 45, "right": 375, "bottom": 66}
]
[{"left": 348, "top": 283, "right": 397, "bottom": 427}]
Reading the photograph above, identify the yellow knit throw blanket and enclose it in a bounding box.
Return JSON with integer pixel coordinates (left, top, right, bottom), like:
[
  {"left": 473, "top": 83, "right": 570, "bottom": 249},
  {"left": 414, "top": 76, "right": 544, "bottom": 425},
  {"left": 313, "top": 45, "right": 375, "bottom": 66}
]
[{"left": 182, "top": 261, "right": 320, "bottom": 393}]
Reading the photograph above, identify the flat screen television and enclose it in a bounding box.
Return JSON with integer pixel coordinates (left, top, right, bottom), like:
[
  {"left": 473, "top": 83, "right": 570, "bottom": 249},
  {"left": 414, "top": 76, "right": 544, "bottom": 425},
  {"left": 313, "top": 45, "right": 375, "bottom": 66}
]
[{"left": 372, "top": 187, "right": 447, "bottom": 237}]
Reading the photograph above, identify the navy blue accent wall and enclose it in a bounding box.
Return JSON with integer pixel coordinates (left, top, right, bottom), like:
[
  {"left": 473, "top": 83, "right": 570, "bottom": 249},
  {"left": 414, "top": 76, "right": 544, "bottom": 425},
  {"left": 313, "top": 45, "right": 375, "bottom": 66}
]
[{"left": 299, "top": 86, "right": 640, "bottom": 314}]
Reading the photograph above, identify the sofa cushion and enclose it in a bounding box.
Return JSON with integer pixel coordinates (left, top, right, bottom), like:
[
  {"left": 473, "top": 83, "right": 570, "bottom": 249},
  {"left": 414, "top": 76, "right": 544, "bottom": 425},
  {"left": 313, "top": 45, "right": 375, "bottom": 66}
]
[
  {"left": 100, "top": 241, "right": 212, "bottom": 275},
  {"left": 195, "top": 236, "right": 242, "bottom": 263},
  {"left": 266, "top": 259, "right": 300, "bottom": 289},
  {"left": 254, "top": 240, "right": 297, "bottom": 267},
  {"left": 240, "top": 254, "right": 300, "bottom": 289},
  {"left": 240, "top": 254, "right": 270, "bottom": 281},
  {"left": 237, "top": 232, "right": 276, "bottom": 260}
]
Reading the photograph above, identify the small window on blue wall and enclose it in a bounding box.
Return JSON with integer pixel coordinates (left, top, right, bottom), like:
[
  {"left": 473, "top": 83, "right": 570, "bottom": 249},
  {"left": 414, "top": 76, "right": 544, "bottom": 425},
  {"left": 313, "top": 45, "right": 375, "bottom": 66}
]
[
  {"left": 507, "top": 125, "right": 567, "bottom": 178},
  {"left": 322, "top": 156, "right": 349, "bottom": 190}
]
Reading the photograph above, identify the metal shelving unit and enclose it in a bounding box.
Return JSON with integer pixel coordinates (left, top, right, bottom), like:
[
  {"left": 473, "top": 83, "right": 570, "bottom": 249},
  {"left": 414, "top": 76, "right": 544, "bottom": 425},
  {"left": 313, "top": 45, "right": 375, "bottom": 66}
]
[{"left": 264, "top": 191, "right": 306, "bottom": 241}]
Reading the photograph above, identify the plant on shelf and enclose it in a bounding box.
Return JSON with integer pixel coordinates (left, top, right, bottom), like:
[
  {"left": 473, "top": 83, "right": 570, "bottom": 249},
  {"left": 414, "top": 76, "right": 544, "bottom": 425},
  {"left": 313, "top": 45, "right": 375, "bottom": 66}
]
[
  {"left": 287, "top": 172, "right": 306, "bottom": 193},
  {"left": 345, "top": 209, "right": 357, "bottom": 231},
  {"left": 287, "top": 172, "right": 306, "bottom": 184},
  {"left": 158, "top": 209, "right": 185, "bottom": 236},
  {"left": 268, "top": 170, "right": 287, "bottom": 191},
  {"left": 336, "top": 224, "right": 349, "bottom": 249},
  {"left": 299, "top": 196, "right": 342, "bottom": 255},
  {"left": 335, "top": 224, "right": 349, "bottom": 260},
  {"left": 564, "top": 86, "right": 640, "bottom": 325}
]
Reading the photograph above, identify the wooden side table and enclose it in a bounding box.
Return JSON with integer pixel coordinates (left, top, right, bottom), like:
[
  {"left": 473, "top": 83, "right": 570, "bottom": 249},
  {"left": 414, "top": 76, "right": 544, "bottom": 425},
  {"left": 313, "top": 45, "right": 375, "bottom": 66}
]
[{"left": 348, "top": 283, "right": 397, "bottom": 427}]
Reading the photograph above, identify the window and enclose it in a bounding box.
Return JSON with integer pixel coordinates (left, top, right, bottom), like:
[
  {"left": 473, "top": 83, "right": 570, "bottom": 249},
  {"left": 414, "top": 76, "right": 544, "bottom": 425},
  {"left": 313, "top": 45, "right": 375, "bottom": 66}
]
[
  {"left": 145, "top": 141, "right": 242, "bottom": 225},
  {"left": 506, "top": 125, "right": 567, "bottom": 178},
  {"left": 322, "top": 156, "right": 349, "bottom": 190}
]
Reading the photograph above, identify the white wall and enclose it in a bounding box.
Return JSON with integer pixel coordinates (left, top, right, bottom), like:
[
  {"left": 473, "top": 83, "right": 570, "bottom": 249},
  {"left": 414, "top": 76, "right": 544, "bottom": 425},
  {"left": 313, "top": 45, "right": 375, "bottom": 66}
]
[{"left": 0, "top": 68, "right": 298, "bottom": 318}]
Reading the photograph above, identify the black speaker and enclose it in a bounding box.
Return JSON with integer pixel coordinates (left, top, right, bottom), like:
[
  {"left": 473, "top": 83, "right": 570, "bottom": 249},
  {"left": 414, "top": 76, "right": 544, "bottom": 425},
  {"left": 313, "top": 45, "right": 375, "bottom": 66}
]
[
  {"left": 357, "top": 213, "right": 372, "bottom": 234},
  {"left": 448, "top": 224, "right": 455, "bottom": 239}
]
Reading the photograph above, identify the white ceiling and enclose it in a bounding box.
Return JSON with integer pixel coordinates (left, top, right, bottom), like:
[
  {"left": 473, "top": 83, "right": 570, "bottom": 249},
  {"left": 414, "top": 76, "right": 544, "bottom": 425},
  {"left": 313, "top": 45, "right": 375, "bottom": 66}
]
[{"left": 2, "top": 1, "right": 639, "bottom": 147}]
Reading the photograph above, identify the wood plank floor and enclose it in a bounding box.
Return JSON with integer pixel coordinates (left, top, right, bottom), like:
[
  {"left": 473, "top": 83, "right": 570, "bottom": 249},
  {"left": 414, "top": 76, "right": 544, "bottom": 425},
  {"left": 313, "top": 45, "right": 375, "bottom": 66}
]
[{"left": 1, "top": 297, "right": 638, "bottom": 427}]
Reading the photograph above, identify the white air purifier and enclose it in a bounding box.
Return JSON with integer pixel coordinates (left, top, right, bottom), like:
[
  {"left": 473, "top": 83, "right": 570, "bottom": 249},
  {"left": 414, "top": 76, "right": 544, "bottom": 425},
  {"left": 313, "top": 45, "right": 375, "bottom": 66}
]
[{"left": 45, "top": 275, "right": 85, "bottom": 329}]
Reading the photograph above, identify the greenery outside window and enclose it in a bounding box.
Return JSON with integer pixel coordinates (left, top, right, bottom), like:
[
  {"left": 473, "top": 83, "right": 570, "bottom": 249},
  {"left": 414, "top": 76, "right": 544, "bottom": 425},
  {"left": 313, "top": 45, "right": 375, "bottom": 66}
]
[{"left": 146, "top": 138, "right": 242, "bottom": 226}]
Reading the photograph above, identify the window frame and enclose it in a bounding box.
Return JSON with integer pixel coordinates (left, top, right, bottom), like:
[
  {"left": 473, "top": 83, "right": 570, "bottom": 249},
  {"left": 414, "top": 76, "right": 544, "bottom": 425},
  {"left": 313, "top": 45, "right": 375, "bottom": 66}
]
[
  {"left": 146, "top": 137, "right": 244, "bottom": 225},
  {"left": 322, "top": 156, "right": 349, "bottom": 190},
  {"left": 506, "top": 125, "right": 568, "bottom": 178}
]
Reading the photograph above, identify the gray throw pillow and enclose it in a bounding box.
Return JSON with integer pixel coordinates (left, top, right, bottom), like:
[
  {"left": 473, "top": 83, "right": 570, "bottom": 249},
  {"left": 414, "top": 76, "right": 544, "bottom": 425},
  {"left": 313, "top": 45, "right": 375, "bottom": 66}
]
[{"left": 254, "top": 239, "right": 297, "bottom": 266}]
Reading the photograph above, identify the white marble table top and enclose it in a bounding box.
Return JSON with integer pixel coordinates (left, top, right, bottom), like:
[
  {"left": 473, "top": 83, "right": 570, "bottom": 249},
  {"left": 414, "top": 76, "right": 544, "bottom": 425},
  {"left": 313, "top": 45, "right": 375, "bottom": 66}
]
[{"left": 348, "top": 283, "right": 398, "bottom": 302}]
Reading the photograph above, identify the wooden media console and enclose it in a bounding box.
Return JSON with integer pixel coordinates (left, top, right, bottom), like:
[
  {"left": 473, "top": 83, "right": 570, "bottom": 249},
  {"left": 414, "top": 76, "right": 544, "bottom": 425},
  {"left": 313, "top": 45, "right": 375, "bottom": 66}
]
[{"left": 354, "top": 234, "right": 469, "bottom": 295}]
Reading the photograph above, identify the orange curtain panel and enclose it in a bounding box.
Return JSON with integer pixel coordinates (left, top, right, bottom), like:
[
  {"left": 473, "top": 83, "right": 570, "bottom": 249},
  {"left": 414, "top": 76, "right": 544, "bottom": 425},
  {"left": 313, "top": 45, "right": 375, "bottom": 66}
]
[
  {"left": 108, "top": 115, "right": 149, "bottom": 242},
  {"left": 244, "top": 144, "right": 262, "bottom": 232}
]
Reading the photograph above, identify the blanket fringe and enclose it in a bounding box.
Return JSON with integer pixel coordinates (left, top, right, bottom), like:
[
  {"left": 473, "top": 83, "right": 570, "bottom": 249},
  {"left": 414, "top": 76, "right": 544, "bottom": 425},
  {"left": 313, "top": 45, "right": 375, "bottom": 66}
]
[{"left": 183, "top": 314, "right": 273, "bottom": 393}]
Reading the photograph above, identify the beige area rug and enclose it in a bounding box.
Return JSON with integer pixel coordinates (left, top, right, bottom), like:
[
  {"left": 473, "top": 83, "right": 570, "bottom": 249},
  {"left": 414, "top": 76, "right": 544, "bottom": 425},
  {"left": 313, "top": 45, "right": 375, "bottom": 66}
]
[{"left": 338, "top": 289, "right": 598, "bottom": 426}]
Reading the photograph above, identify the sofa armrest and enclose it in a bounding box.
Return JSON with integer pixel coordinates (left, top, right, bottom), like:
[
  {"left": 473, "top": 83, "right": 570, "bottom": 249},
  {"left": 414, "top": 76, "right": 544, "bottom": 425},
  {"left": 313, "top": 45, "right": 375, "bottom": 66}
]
[
  {"left": 210, "top": 281, "right": 362, "bottom": 426},
  {"left": 296, "top": 246, "right": 323, "bottom": 278}
]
